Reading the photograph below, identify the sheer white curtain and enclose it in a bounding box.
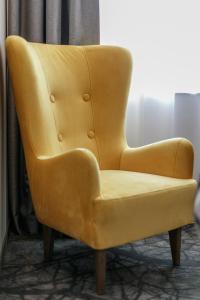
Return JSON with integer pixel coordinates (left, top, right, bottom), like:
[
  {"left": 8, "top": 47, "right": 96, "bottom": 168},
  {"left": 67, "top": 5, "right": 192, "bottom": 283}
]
[{"left": 100, "top": 0, "right": 200, "bottom": 178}]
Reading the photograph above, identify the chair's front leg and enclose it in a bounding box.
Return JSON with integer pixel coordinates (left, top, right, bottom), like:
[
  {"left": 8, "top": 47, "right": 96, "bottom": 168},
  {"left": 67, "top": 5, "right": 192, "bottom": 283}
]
[
  {"left": 96, "top": 250, "right": 106, "bottom": 295},
  {"left": 43, "top": 225, "right": 54, "bottom": 261},
  {"left": 169, "top": 227, "right": 182, "bottom": 266}
]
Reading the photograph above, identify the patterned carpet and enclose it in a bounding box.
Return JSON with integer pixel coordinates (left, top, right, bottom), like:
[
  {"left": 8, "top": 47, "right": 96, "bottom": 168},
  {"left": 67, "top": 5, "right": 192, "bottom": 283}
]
[{"left": 1, "top": 225, "right": 200, "bottom": 300}]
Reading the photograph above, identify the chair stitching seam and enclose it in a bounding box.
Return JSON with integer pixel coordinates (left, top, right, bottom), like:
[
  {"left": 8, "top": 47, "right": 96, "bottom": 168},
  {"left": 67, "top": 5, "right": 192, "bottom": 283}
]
[
  {"left": 81, "top": 47, "right": 101, "bottom": 167},
  {"left": 119, "top": 149, "right": 124, "bottom": 170},
  {"left": 31, "top": 46, "right": 62, "bottom": 152},
  {"left": 173, "top": 140, "right": 181, "bottom": 177},
  {"left": 97, "top": 182, "right": 195, "bottom": 201},
  {"left": 119, "top": 146, "right": 129, "bottom": 170}
]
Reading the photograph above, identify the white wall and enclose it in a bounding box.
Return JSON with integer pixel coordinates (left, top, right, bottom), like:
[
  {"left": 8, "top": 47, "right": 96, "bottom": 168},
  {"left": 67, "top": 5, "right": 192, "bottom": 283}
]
[
  {"left": 100, "top": 0, "right": 200, "bottom": 101},
  {"left": 0, "top": 0, "right": 7, "bottom": 259}
]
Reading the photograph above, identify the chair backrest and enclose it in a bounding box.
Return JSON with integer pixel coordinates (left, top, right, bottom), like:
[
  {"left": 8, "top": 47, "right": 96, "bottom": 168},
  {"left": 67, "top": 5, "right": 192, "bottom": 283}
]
[{"left": 6, "top": 36, "right": 132, "bottom": 169}]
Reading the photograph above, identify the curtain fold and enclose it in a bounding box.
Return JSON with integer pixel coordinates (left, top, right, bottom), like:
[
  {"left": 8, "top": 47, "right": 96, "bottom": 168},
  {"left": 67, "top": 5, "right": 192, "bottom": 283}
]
[
  {"left": 7, "top": 0, "right": 100, "bottom": 235},
  {"left": 68, "top": 0, "right": 100, "bottom": 45}
]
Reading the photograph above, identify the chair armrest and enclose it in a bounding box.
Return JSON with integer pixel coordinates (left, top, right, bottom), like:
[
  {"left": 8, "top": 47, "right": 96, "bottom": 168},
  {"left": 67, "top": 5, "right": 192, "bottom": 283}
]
[
  {"left": 29, "top": 148, "right": 101, "bottom": 227},
  {"left": 120, "top": 138, "right": 194, "bottom": 179}
]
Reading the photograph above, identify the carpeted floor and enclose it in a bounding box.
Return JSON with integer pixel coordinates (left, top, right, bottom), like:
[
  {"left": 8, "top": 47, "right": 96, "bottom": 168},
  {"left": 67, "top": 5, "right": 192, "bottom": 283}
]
[{"left": 0, "top": 225, "right": 200, "bottom": 300}]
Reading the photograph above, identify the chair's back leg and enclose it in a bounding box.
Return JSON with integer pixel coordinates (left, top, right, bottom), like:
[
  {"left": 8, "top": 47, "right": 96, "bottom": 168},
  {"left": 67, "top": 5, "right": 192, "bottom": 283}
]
[
  {"left": 96, "top": 250, "right": 106, "bottom": 295},
  {"left": 169, "top": 227, "right": 182, "bottom": 266},
  {"left": 43, "top": 225, "right": 54, "bottom": 261}
]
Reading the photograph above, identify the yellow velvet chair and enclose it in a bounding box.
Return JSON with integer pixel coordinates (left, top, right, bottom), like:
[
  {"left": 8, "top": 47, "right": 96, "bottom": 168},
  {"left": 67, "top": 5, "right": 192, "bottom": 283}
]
[{"left": 6, "top": 36, "right": 196, "bottom": 295}]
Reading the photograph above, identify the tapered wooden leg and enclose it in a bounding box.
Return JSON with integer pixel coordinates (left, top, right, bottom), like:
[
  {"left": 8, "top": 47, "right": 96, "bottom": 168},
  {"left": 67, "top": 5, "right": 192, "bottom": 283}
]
[
  {"left": 169, "top": 227, "right": 181, "bottom": 266},
  {"left": 96, "top": 250, "right": 106, "bottom": 295},
  {"left": 43, "top": 225, "right": 54, "bottom": 261}
]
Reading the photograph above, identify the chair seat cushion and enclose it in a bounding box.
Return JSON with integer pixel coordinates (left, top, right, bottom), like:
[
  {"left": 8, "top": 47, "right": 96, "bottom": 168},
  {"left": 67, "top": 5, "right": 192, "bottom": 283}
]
[{"left": 92, "top": 170, "right": 196, "bottom": 249}]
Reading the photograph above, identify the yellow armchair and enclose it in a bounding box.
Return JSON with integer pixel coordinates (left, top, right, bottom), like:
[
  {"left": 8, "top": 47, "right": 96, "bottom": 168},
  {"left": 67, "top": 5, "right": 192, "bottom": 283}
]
[{"left": 6, "top": 36, "right": 196, "bottom": 295}]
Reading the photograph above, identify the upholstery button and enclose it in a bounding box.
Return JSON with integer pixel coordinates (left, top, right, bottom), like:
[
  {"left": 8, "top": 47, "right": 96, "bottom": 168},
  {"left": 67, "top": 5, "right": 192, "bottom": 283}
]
[
  {"left": 83, "top": 93, "right": 90, "bottom": 102},
  {"left": 50, "top": 94, "right": 55, "bottom": 103},
  {"left": 88, "top": 130, "right": 95, "bottom": 139},
  {"left": 57, "top": 133, "right": 63, "bottom": 142}
]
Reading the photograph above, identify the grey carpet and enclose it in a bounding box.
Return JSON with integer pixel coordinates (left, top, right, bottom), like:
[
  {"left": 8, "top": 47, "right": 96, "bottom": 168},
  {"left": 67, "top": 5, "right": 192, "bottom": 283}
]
[{"left": 0, "top": 225, "right": 200, "bottom": 300}]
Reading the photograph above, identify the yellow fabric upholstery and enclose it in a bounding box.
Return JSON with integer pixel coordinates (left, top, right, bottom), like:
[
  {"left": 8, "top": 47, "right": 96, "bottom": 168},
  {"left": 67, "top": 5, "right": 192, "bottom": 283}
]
[
  {"left": 6, "top": 36, "right": 196, "bottom": 250},
  {"left": 121, "top": 138, "right": 194, "bottom": 179},
  {"left": 95, "top": 171, "right": 195, "bottom": 249}
]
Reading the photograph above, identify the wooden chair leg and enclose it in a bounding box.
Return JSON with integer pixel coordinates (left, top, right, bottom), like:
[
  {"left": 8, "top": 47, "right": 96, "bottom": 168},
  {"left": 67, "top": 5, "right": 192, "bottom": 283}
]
[
  {"left": 169, "top": 227, "right": 181, "bottom": 266},
  {"left": 43, "top": 225, "right": 54, "bottom": 261},
  {"left": 96, "top": 250, "right": 106, "bottom": 295}
]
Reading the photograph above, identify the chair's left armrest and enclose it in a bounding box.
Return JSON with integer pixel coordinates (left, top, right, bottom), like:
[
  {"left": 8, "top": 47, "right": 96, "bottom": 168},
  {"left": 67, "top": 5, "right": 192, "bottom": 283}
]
[
  {"left": 120, "top": 138, "right": 194, "bottom": 179},
  {"left": 29, "top": 148, "right": 101, "bottom": 226}
]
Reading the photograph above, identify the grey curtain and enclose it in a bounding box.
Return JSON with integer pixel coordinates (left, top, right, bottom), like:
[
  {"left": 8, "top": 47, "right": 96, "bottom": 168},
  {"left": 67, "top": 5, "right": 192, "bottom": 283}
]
[{"left": 7, "top": 0, "right": 100, "bottom": 235}]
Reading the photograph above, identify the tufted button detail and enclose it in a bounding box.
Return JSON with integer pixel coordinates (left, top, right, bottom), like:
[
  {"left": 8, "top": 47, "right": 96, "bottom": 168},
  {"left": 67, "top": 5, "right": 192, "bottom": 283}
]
[
  {"left": 87, "top": 130, "right": 95, "bottom": 139},
  {"left": 57, "top": 133, "right": 63, "bottom": 142},
  {"left": 83, "top": 93, "right": 90, "bottom": 102},
  {"left": 50, "top": 94, "right": 55, "bottom": 103}
]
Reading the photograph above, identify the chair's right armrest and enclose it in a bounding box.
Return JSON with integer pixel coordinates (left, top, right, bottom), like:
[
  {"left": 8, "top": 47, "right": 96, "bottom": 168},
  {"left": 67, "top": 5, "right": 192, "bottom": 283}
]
[
  {"left": 29, "top": 148, "right": 101, "bottom": 227},
  {"left": 120, "top": 138, "right": 194, "bottom": 179}
]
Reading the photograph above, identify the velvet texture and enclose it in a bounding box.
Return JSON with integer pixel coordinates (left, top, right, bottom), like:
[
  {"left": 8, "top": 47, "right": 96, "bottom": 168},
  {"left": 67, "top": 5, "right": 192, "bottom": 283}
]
[
  {"left": 6, "top": 36, "right": 196, "bottom": 250},
  {"left": 7, "top": 0, "right": 100, "bottom": 235}
]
